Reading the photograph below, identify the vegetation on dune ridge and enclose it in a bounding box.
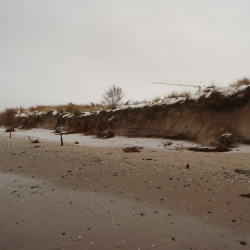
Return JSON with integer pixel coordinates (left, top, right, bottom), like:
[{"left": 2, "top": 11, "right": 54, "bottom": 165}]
[
  {"left": 166, "top": 91, "right": 191, "bottom": 99},
  {"left": 229, "top": 77, "right": 250, "bottom": 87},
  {"left": 101, "top": 85, "right": 125, "bottom": 109},
  {"left": 28, "top": 102, "right": 103, "bottom": 113},
  {"left": 0, "top": 77, "right": 250, "bottom": 123}
]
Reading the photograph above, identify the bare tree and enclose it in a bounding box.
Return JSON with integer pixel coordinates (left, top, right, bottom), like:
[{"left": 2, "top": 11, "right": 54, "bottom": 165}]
[{"left": 101, "top": 85, "right": 125, "bottom": 108}]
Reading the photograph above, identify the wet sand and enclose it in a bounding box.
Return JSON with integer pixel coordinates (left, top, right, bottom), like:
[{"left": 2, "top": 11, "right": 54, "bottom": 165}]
[{"left": 0, "top": 136, "right": 250, "bottom": 249}]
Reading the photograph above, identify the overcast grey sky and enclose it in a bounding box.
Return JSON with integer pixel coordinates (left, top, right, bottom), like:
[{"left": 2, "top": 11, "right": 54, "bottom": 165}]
[{"left": 0, "top": 0, "right": 249, "bottom": 110}]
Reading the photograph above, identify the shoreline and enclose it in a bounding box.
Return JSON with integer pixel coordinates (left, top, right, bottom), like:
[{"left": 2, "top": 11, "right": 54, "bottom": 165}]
[
  {"left": 1, "top": 127, "right": 250, "bottom": 153},
  {"left": 0, "top": 134, "right": 250, "bottom": 249}
]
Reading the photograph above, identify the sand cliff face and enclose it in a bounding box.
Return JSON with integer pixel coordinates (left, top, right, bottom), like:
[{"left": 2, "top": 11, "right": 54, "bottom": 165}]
[{"left": 2, "top": 86, "right": 250, "bottom": 146}]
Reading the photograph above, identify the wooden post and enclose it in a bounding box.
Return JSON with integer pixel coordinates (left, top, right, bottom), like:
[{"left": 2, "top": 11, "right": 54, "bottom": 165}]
[
  {"left": 60, "top": 132, "right": 63, "bottom": 146},
  {"left": 9, "top": 132, "right": 11, "bottom": 138}
]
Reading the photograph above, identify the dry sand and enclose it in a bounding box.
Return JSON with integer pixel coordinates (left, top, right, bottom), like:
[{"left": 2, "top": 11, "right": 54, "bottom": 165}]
[{"left": 0, "top": 134, "right": 250, "bottom": 250}]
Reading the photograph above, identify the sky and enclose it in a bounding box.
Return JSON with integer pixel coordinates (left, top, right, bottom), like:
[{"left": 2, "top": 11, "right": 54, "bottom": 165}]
[{"left": 0, "top": 0, "right": 249, "bottom": 111}]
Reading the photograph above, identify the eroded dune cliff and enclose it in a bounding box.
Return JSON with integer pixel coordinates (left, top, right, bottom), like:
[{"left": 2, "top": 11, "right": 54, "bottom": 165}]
[{"left": 1, "top": 86, "right": 250, "bottom": 146}]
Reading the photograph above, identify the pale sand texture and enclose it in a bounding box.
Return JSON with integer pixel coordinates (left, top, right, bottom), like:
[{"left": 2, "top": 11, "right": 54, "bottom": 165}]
[
  {"left": 0, "top": 135, "right": 250, "bottom": 249},
  {"left": 0, "top": 127, "right": 201, "bottom": 150}
]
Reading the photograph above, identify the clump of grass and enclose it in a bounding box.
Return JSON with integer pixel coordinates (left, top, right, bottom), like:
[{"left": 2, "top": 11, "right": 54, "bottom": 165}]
[
  {"left": 152, "top": 95, "right": 161, "bottom": 102},
  {"left": 229, "top": 77, "right": 250, "bottom": 87},
  {"left": 203, "top": 89, "right": 225, "bottom": 108},
  {"left": 129, "top": 99, "right": 150, "bottom": 105},
  {"left": 64, "top": 102, "right": 82, "bottom": 115},
  {"left": 207, "top": 82, "right": 215, "bottom": 88},
  {"left": 18, "top": 106, "right": 25, "bottom": 113},
  {"left": 124, "top": 100, "right": 130, "bottom": 105},
  {"left": 130, "top": 100, "right": 141, "bottom": 105},
  {"left": 167, "top": 91, "right": 191, "bottom": 98},
  {"left": 141, "top": 99, "right": 150, "bottom": 104},
  {"left": 167, "top": 92, "right": 179, "bottom": 98},
  {"left": 4, "top": 108, "right": 16, "bottom": 116},
  {"left": 105, "top": 103, "right": 117, "bottom": 110},
  {"left": 209, "top": 89, "right": 224, "bottom": 98},
  {"left": 179, "top": 91, "right": 191, "bottom": 98},
  {"left": 0, "top": 108, "right": 17, "bottom": 125},
  {"left": 29, "top": 105, "right": 53, "bottom": 112}
]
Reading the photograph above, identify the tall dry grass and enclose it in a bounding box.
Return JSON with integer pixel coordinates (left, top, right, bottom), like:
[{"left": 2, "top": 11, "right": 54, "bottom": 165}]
[
  {"left": 28, "top": 102, "right": 104, "bottom": 114},
  {"left": 229, "top": 77, "right": 250, "bottom": 87},
  {"left": 166, "top": 91, "right": 191, "bottom": 98},
  {"left": 0, "top": 108, "right": 16, "bottom": 125}
]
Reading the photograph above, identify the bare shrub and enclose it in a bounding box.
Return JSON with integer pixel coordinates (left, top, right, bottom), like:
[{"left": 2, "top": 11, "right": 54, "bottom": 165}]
[{"left": 101, "top": 85, "right": 125, "bottom": 109}]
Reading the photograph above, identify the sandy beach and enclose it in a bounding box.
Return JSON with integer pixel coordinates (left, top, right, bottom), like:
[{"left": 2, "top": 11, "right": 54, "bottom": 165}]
[{"left": 0, "top": 130, "right": 250, "bottom": 249}]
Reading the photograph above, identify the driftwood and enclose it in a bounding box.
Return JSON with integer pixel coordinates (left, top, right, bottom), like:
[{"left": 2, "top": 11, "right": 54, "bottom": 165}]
[
  {"left": 97, "top": 130, "right": 115, "bottom": 139},
  {"left": 234, "top": 169, "right": 250, "bottom": 175},
  {"left": 188, "top": 145, "right": 230, "bottom": 152},
  {"left": 122, "top": 146, "right": 143, "bottom": 153},
  {"left": 239, "top": 193, "right": 250, "bottom": 198},
  {"left": 5, "top": 127, "right": 15, "bottom": 132}
]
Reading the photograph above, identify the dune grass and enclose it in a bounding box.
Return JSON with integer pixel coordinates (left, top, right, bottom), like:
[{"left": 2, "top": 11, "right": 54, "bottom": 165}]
[
  {"left": 0, "top": 103, "right": 104, "bottom": 121},
  {"left": 28, "top": 102, "right": 104, "bottom": 114},
  {"left": 229, "top": 77, "right": 250, "bottom": 87},
  {"left": 167, "top": 91, "right": 191, "bottom": 98}
]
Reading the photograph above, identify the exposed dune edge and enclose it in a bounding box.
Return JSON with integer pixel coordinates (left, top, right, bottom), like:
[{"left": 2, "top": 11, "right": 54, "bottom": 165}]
[{"left": 2, "top": 86, "right": 250, "bottom": 147}]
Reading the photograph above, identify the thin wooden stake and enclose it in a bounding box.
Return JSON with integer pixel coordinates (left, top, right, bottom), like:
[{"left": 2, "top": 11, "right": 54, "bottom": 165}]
[{"left": 60, "top": 132, "right": 63, "bottom": 146}]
